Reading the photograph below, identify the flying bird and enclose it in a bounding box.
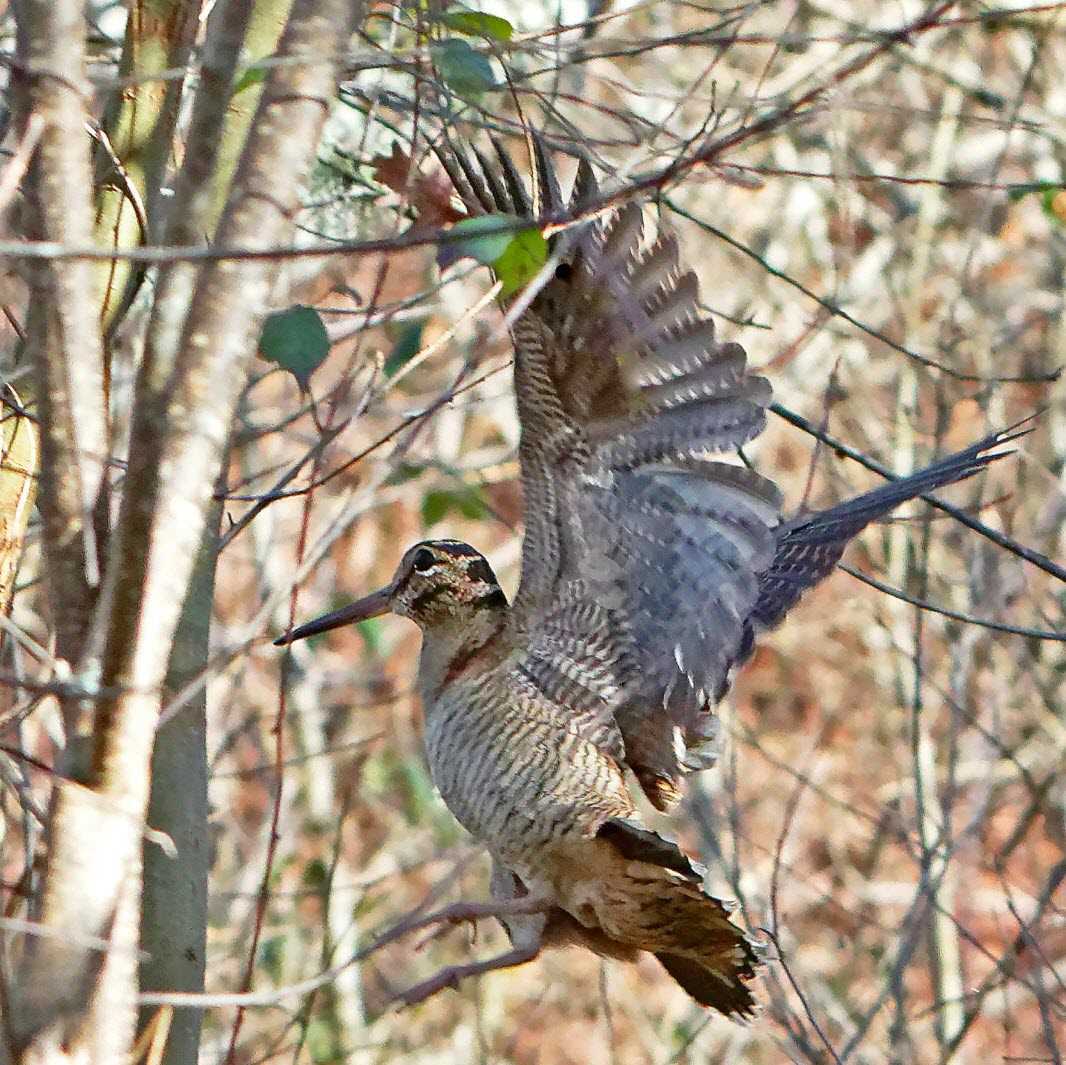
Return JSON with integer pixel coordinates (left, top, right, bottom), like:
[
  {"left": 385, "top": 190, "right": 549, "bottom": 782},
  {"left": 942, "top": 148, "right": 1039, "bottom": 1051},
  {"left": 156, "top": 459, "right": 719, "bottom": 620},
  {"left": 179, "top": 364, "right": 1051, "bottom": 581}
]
[{"left": 277, "top": 134, "right": 1020, "bottom": 1016}]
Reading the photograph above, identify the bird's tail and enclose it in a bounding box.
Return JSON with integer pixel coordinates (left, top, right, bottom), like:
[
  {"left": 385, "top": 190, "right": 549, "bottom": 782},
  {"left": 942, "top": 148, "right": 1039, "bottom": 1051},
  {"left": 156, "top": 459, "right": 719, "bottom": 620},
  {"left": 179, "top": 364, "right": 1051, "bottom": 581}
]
[
  {"left": 592, "top": 819, "right": 761, "bottom": 1018},
  {"left": 643, "top": 879, "right": 761, "bottom": 1019},
  {"left": 749, "top": 419, "right": 1032, "bottom": 632},
  {"left": 656, "top": 948, "right": 755, "bottom": 1015}
]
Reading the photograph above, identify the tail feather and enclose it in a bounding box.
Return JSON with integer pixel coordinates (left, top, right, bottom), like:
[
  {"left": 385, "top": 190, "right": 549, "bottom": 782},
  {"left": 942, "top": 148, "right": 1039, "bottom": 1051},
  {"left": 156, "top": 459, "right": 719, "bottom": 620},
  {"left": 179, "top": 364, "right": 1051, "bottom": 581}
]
[
  {"left": 656, "top": 950, "right": 759, "bottom": 1019},
  {"left": 596, "top": 817, "right": 705, "bottom": 881},
  {"left": 593, "top": 829, "right": 761, "bottom": 1018},
  {"left": 636, "top": 879, "right": 760, "bottom": 1019}
]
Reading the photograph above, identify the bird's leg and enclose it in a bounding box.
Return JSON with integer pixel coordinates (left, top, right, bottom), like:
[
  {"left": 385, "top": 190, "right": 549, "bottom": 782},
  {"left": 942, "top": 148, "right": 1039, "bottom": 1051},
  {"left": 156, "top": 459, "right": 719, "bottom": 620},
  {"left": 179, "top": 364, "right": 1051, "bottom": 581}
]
[
  {"left": 387, "top": 894, "right": 551, "bottom": 1007},
  {"left": 394, "top": 941, "right": 542, "bottom": 1009},
  {"left": 368, "top": 892, "right": 551, "bottom": 960},
  {"left": 411, "top": 895, "right": 552, "bottom": 950}
]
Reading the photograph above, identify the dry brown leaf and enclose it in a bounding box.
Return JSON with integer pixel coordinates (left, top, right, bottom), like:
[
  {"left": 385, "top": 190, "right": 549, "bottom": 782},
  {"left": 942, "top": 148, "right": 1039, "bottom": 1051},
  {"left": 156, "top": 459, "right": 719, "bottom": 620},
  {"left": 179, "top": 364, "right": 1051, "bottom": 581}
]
[{"left": 371, "top": 142, "right": 465, "bottom": 228}]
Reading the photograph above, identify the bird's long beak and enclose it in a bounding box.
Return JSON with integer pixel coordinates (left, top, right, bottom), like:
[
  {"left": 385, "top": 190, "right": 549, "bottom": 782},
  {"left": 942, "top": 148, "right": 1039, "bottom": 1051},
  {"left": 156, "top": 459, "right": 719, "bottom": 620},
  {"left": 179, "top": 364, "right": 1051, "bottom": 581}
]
[{"left": 273, "top": 585, "right": 393, "bottom": 646}]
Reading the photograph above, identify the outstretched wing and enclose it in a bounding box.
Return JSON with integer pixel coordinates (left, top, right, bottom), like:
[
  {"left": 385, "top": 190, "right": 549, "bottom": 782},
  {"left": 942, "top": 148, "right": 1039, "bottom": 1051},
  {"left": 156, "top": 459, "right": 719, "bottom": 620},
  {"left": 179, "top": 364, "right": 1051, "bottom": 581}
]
[{"left": 435, "top": 133, "right": 782, "bottom": 805}]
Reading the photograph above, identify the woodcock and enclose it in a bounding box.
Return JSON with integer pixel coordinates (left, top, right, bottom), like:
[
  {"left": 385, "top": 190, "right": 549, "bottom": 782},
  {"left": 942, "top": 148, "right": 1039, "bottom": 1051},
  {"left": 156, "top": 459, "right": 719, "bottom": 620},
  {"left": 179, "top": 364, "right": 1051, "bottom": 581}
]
[{"left": 276, "top": 134, "right": 1021, "bottom": 1017}]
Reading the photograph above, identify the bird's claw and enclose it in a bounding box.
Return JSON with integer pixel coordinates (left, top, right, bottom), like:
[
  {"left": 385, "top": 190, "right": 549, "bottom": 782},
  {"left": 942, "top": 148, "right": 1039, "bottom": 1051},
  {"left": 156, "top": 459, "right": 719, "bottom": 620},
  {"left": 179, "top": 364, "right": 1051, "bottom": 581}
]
[{"left": 413, "top": 913, "right": 479, "bottom": 952}]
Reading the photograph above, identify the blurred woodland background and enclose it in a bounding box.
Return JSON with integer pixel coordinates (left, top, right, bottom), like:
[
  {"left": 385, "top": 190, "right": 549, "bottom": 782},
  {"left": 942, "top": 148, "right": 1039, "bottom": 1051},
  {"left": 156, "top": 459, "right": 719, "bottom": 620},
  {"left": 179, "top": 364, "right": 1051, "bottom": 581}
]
[{"left": 0, "top": 1, "right": 1064, "bottom": 1063}]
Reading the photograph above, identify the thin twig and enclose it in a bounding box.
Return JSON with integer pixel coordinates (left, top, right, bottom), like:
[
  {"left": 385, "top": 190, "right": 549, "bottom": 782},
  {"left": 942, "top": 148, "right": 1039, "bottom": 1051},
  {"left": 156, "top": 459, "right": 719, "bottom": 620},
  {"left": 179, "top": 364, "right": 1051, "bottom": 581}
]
[
  {"left": 839, "top": 565, "right": 1064, "bottom": 640},
  {"left": 770, "top": 404, "right": 1065, "bottom": 584}
]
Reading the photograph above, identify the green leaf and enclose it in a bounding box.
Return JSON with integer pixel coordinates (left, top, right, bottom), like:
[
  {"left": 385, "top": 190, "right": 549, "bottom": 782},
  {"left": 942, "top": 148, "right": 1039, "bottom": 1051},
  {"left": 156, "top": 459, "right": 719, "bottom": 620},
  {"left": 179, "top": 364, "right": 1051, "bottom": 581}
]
[
  {"left": 385, "top": 461, "right": 426, "bottom": 486},
  {"left": 232, "top": 63, "right": 267, "bottom": 95},
  {"left": 1008, "top": 180, "right": 1059, "bottom": 202},
  {"left": 430, "top": 37, "right": 498, "bottom": 97},
  {"left": 439, "top": 212, "right": 548, "bottom": 295},
  {"left": 1008, "top": 181, "right": 1066, "bottom": 225},
  {"left": 972, "top": 88, "right": 1004, "bottom": 110},
  {"left": 441, "top": 9, "right": 514, "bottom": 41},
  {"left": 1040, "top": 186, "right": 1065, "bottom": 226},
  {"left": 420, "top": 489, "right": 453, "bottom": 527},
  {"left": 304, "top": 1019, "right": 335, "bottom": 1063},
  {"left": 421, "top": 486, "right": 488, "bottom": 527},
  {"left": 455, "top": 487, "right": 489, "bottom": 520},
  {"left": 383, "top": 319, "right": 426, "bottom": 378},
  {"left": 493, "top": 226, "right": 548, "bottom": 296},
  {"left": 302, "top": 858, "right": 329, "bottom": 892},
  {"left": 259, "top": 935, "right": 285, "bottom": 981},
  {"left": 437, "top": 213, "right": 516, "bottom": 269},
  {"left": 258, "top": 305, "right": 330, "bottom": 390}
]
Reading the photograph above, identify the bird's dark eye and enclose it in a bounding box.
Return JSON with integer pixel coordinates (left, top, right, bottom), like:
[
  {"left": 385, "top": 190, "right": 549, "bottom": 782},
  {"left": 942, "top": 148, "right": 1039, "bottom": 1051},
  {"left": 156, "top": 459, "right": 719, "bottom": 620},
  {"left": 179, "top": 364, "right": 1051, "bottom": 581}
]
[{"left": 412, "top": 547, "right": 436, "bottom": 573}]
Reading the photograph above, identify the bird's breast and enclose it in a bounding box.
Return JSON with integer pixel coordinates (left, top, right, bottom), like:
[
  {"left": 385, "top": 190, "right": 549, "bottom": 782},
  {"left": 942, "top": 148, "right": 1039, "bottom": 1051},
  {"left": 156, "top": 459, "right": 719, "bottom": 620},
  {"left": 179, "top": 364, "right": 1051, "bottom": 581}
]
[{"left": 421, "top": 666, "right": 632, "bottom": 865}]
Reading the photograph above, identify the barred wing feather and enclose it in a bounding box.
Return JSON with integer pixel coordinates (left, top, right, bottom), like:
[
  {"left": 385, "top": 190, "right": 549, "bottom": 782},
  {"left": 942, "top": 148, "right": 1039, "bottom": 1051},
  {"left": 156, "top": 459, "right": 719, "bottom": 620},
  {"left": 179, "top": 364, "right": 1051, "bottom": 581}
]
[
  {"left": 437, "top": 135, "right": 782, "bottom": 805},
  {"left": 436, "top": 134, "right": 1018, "bottom": 809}
]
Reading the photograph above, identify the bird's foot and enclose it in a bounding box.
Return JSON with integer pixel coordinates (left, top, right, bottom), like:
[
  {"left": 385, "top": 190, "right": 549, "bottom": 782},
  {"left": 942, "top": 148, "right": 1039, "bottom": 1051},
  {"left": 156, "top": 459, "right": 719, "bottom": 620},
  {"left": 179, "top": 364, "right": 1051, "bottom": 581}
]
[
  {"left": 414, "top": 909, "right": 482, "bottom": 951},
  {"left": 392, "top": 943, "right": 542, "bottom": 1009},
  {"left": 394, "top": 965, "right": 466, "bottom": 1007},
  {"left": 406, "top": 896, "right": 552, "bottom": 951}
]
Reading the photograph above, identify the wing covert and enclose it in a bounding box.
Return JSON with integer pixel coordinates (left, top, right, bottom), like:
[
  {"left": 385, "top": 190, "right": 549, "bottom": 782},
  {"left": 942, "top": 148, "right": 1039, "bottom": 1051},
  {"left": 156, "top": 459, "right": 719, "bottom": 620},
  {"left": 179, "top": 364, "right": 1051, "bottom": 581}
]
[{"left": 435, "top": 133, "right": 783, "bottom": 802}]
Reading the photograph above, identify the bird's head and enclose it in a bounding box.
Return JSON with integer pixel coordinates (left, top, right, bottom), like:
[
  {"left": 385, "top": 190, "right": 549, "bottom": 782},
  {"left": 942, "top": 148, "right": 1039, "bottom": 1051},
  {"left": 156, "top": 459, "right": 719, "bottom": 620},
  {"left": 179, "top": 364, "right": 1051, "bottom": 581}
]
[{"left": 274, "top": 539, "right": 507, "bottom": 645}]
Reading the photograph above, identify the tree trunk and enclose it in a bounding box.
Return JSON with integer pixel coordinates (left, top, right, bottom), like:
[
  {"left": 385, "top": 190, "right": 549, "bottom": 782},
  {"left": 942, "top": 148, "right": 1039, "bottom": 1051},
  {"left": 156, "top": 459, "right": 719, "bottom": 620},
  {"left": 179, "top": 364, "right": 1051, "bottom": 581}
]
[{"left": 6, "top": 1, "right": 362, "bottom": 1060}]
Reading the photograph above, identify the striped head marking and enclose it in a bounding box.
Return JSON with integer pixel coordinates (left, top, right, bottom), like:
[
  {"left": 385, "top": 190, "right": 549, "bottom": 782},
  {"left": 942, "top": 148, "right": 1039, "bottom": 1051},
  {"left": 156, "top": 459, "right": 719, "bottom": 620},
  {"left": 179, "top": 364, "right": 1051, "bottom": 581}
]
[
  {"left": 392, "top": 540, "right": 508, "bottom": 625},
  {"left": 274, "top": 539, "right": 507, "bottom": 646}
]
